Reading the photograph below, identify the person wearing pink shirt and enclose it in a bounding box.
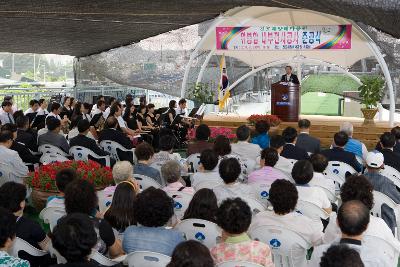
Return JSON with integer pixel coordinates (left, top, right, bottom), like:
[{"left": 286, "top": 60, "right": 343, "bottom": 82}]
[
  {"left": 248, "top": 148, "right": 290, "bottom": 184},
  {"left": 162, "top": 160, "right": 194, "bottom": 194}
]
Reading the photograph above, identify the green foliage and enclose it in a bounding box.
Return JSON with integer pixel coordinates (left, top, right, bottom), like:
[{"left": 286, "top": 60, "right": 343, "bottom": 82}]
[
  {"left": 187, "top": 83, "right": 215, "bottom": 105},
  {"left": 358, "top": 76, "right": 385, "bottom": 108},
  {"left": 301, "top": 74, "right": 360, "bottom": 95}
]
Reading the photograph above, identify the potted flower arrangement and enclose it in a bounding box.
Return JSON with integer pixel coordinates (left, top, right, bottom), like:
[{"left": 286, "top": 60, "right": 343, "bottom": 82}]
[
  {"left": 247, "top": 114, "right": 281, "bottom": 126},
  {"left": 187, "top": 126, "right": 236, "bottom": 142},
  {"left": 358, "top": 76, "right": 385, "bottom": 124},
  {"left": 26, "top": 160, "right": 113, "bottom": 211}
]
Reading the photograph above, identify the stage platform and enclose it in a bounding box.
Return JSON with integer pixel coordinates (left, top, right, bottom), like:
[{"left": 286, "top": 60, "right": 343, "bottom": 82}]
[{"left": 201, "top": 114, "right": 394, "bottom": 150}]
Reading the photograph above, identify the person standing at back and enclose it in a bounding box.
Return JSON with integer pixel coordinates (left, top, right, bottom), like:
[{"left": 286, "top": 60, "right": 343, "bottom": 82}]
[{"left": 296, "top": 119, "right": 320, "bottom": 154}]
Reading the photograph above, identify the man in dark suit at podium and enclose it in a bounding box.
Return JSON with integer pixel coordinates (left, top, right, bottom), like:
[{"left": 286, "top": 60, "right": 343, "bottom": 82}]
[{"left": 280, "top": 66, "right": 300, "bottom": 84}]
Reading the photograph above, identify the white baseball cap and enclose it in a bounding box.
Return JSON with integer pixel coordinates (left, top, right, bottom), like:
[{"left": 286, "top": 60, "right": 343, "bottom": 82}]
[{"left": 366, "top": 151, "right": 384, "bottom": 168}]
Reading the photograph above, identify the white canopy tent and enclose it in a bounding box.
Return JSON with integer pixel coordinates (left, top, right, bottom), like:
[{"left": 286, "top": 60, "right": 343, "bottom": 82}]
[{"left": 181, "top": 6, "right": 395, "bottom": 126}]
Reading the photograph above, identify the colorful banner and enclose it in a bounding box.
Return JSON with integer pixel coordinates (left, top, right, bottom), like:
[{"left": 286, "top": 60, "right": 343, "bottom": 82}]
[{"left": 216, "top": 25, "right": 352, "bottom": 50}]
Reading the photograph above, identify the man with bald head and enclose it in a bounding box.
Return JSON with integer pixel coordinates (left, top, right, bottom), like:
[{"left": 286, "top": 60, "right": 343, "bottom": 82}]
[
  {"left": 98, "top": 116, "right": 133, "bottom": 150},
  {"left": 309, "top": 200, "right": 389, "bottom": 266}
]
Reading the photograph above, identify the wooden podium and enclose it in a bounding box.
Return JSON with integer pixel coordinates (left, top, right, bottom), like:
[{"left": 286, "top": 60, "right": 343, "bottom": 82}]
[{"left": 271, "top": 82, "right": 300, "bottom": 122}]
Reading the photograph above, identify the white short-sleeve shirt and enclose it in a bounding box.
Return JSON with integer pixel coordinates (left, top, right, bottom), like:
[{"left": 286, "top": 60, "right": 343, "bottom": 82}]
[{"left": 296, "top": 185, "right": 331, "bottom": 209}]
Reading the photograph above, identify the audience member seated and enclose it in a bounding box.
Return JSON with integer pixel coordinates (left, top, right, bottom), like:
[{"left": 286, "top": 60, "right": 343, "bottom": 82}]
[
  {"left": 251, "top": 120, "right": 270, "bottom": 149},
  {"left": 390, "top": 126, "right": 400, "bottom": 153},
  {"left": 319, "top": 244, "right": 364, "bottom": 267},
  {"left": 70, "top": 119, "right": 114, "bottom": 166},
  {"left": 24, "top": 99, "right": 39, "bottom": 115},
  {"left": 309, "top": 200, "right": 385, "bottom": 266},
  {"left": 46, "top": 168, "right": 77, "bottom": 209},
  {"left": 123, "top": 187, "right": 185, "bottom": 256},
  {"left": 50, "top": 213, "right": 98, "bottom": 267},
  {"left": 182, "top": 188, "right": 218, "bottom": 223},
  {"left": 296, "top": 119, "right": 320, "bottom": 154},
  {"left": 90, "top": 99, "right": 106, "bottom": 131},
  {"left": 213, "top": 158, "right": 254, "bottom": 204},
  {"left": 109, "top": 102, "right": 138, "bottom": 137},
  {"left": 214, "top": 135, "right": 251, "bottom": 181},
  {"left": 37, "top": 98, "right": 49, "bottom": 116},
  {"left": 269, "top": 134, "right": 293, "bottom": 173},
  {"left": 47, "top": 102, "right": 68, "bottom": 127},
  {"left": 167, "top": 240, "right": 214, "bottom": 267},
  {"left": 134, "top": 142, "right": 162, "bottom": 185},
  {"left": 152, "top": 135, "right": 181, "bottom": 164},
  {"left": 38, "top": 117, "right": 69, "bottom": 153},
  {"left": 1, "top": 124, "right": 39, "bottom": 169},
  {"left": 0, "top": 182, "right": 50, "bottom": 265},
  {"left": 364, "top": 151, "right": 400, "bottom": 233},
  {"left": 292, "top": 160, "right": 332, "bottom": 215},
  {"left": 0, "top": 207, "right": 29, "bottom": 267},
  {"left": 281, "top": 126, "right": 310, "bottom": 160},
  {"left": 187, "top": 124, "right": 213, "bottom": 156},
  {"left": 98, "top": 116, "right": 133, "bottom": 150},
  {"left": 190, "top": 149, "right": 222, "bottom": 188},
  {"left": 250, "top": 180, "right": 324, "bottom": 266},
  {"left": 320, "top": 131, "right": 362, "bottom": 172},
  {"left": 91, "top": 95, "right": 105, "bottom": 116},
  {"left": 102, "top": 161, "right": 139, "bottom": 198},
  {"left": 340, "top": 122, "right": 368, "bottom": 161},
  {"left": 232, "top": 125, "right": 261, "bottom": 162},
  {"left": 0, "top": 131, "right": 28, "bottom": 183},
  {"left": 309, "top": 153, "right": 335, "bottom": 196},
  {"left": 16, "top": 115, "right": 38, "bottom": 152},
  {"left": 211, "top": 198, "right": 274, "bottom": 267},
  {"left": 162, "top": 160, "right": 194, "bottom": 194},
  {"left": 0, "top": 101, "right": 15, "bottom": 124},
  {"left": 323, "top": 175, "right": 400, "bottom": 251},
  {"left": 248, "top": 148, "right": 288, "bottom": 184},
  {"left": 104, "top": 181, "right": 137, "bottom": 235},
  {"left": 379, "top": 132, "right": 400, "bottom": 173},
  {"left": 64, "top": 179, "right": 124, "bottom": 258}
]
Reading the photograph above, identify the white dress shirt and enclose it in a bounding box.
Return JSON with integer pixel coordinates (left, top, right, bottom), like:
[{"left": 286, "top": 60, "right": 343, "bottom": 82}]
[
  {"left": 274, "top": 155, "right": 293, "bottom": 175},
  {"left": 213, "top": 182, "right": 255, "bottom": 204},
  {"left": 82, "top": 113, "right": 92, "bottom": 122},
  {"left": 24, "top": 108, "right": 36, "bottom": 115},
  {"left": 191, "top": 170, "right": 223, "bottom": 188},
  {"left": 46, "top": 112, "right": 61, "bottom": 121},
  {"left": 309, "top": 172, "right": 335, "bottom": 196},
  {"left": 103, "top": 107, "right": 111, "bottom": 119},
  {"left": 231, "top": 141, "right": 262, "bottom": 163},
  {"left": 296, "top": 185, "right": 331, "bottom": 210},
  {"left": 0, "top": 145, "right": 28, "bottom": 184},
  {"left": 175, "top": 107, "right": 188, "bottom": 116},
  {"left": 36, "top": 107, "right": 49, "bottom": 116},
  {"left": 0, "top": 110, "right": 14, "bottom": 124},
  {"left": 116, "top": 116, "right": 127, "bottom": 129}
]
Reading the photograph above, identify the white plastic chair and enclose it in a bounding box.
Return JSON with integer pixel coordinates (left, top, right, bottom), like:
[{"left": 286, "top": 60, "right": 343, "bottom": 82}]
[
  {"left": 167, "top": 191, "right": 194, "bottom": 219},
  {"left": 90, "top": 250, "right": 127, "bottom": 266},
  {"left": 371, "top": 191, "right": 400, "bottom": 238},
  {"left": 38, "top": 144, "right": 69, "bottom": 157},
  {"left": 325, "top": 161, "right": 357, "bottom": 187},
  {"left": 296, "top": 199, "right": 330, "bottom": 221},
  {"left": 0, "top": 162, "right": 12, "bottom": 185},
  {"left": 69, "top": 146, "right": 111, "bottom": 167},
  {"left": 193, "top": 180, "right": 223, "bottom": 191},
  {"left": 216, "top": 261, "right": 264, "bottom": 267},
  {"left": 97, "top": 190, "right": 114, "bottom": 213},
  {"left": 241, "top": 197, "right": 265, "bottom": 216},
  {"left": 363, "top": 235, "right": 399, "bottom": 266},
  {"left": 126, "top": 251, "right": 171, "bottom": 267},
  {"left": 249, "top": 225, "right": 311, "bottom": 267},
  {"left": 40, "top": 153, "right": 69, "bottom": 164},
  {"left": 379, "top": 165, "right": 400, "bottom": 188},
  {"left": 175, "top": 219, "right": 222, "bottom": 248},
  {"left": 250, "top": 182, "right": 271, "bottom": 208},
  {"left": 10, "top": 237, "right": 48, "bottom": 258},
  {"left": 186, "top": 153, "right": 201, "bottom": 173},
  {"left": 99, "top": 140, "right": 136, "bottom": 163},
  {"left": 39, "top": 206, "right": 66, "bottom": 231},
  {"left": 134, "top": 174, "right": 162, "bottom": 190},
  {"left": 47, "top": 240, "right": 67, "bottom": 264}
]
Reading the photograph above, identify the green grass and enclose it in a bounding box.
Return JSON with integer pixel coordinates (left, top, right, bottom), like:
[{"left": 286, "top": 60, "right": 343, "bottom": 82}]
[
  {"left": 301, "top": 74, "right": 360, "bottom": 95},
  {"left": 301, "top": 92, "right": 341, "bottom": 116}
]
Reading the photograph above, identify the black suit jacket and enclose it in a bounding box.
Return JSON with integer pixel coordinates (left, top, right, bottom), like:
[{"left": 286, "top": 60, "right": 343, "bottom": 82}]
[
  {"left": 320, "top": 147, "right": 362, "bottom": 172},
  {"left": 98, "top": 128, "right": 133, "bottom": 150},
  {"left": 381, "top": 148, "right": 400, "bottom": 173},
  {"left": 69, "top": 134, "right": 109, "bottom": 157},
  {"left": 16, "top": 129, "right": 38, "bottom": 152},
  {"left": 295, "top": 133, "right": 320, "bottom": 154},
  {"left": 281, "top": 144, "right": 310, "bottom": 161},
  {"left": 280, "top": 74, "right": 300, "bottom": 84},
  {"left": 11, "top": 141, "right": 40, "bottom": 165}
]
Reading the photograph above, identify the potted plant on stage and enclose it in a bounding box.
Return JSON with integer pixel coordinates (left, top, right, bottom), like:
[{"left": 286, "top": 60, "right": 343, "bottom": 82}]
[
  {"left": 188, "top": 82, "right": 216, "bottom": 113},
  {"left": 358, "top": 75, "right": 385, "bottom": 124},
  {"left": 26, "top": 160, "right": 113, "bottom": 211}
]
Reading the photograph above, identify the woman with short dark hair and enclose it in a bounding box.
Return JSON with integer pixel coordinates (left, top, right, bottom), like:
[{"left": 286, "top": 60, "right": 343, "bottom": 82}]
[
  {"left": 211, "top": 198, "right": 274, "bottom": 266},
  {"left": 182, "top": 189, "right": 218, "bottom": 223},
  {"left": 167, "top": 240, "right": 214, "bottom": 267},
  {"left": 251, "top": 120, "right": 271, "bottom": 149}
]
